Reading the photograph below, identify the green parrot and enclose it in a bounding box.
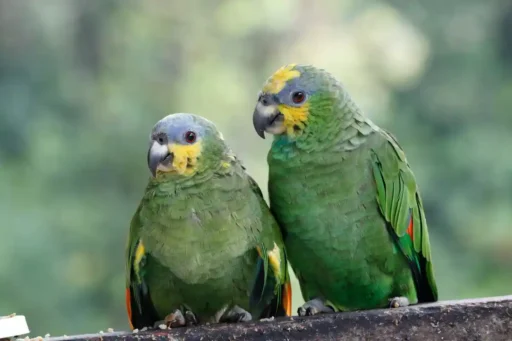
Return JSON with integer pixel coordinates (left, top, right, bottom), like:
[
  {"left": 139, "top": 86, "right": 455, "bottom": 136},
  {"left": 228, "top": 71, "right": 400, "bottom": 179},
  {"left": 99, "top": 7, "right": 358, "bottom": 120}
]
[
  {"left": 252, "top": 64, "right": 438, "bottom": 315},
  {"left": 125, "top": 113, "right": 291, "bottom": 329}
]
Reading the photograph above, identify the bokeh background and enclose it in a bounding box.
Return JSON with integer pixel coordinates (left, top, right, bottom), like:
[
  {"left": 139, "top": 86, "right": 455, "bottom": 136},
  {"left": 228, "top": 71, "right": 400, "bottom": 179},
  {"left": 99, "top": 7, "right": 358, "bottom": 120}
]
[{"left": 1, "top": 0, "right": 512, "bottom": 336}]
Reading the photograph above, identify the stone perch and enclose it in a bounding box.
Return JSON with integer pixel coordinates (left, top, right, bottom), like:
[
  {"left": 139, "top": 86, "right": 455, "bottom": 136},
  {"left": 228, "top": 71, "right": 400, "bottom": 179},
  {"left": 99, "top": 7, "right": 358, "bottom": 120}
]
[{"left": 48, "top": 296, "right": 512, "bottom": 341}]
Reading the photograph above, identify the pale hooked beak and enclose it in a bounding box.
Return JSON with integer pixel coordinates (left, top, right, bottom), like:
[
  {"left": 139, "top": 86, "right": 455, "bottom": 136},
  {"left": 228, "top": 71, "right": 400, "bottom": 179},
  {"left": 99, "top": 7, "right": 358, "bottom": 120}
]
[
  {"left": 252, "top": 93, "right": 284, "bottom": 139},
  {"left": 147, "top": 141, "right": 174, "bottom": 177}
]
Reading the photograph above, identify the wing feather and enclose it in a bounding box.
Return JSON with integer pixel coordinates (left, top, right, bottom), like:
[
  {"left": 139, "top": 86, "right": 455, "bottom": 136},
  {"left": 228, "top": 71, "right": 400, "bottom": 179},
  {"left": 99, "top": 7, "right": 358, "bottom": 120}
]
[
  {"left": 125, "top": 210, "right": 159, "bottom": 329},
  {"left": 247, "top": 174, "right": 292, "bottom": 317},
  {"left": 370, "top": 131, "right": 438, "bottom": 302}
]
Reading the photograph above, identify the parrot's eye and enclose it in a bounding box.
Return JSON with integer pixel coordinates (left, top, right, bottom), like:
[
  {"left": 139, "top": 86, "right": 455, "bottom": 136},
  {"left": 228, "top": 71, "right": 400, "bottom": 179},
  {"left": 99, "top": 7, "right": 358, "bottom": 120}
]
[
  {"left": 154, "top": 132, "right": 167, "bottom": 145},
  {"left": 184, "top": 131, "right": 197, "bottom": 144},
  {"left": 291, "top": 91, "right": 306, "bottom": 104}
]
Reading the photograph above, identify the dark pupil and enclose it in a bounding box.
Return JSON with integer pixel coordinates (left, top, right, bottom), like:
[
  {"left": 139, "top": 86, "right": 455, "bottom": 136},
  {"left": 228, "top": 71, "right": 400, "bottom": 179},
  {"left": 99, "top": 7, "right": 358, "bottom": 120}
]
[
  {"left": 293, "top": 92, "right": 305, "bottom": 103},
  {"left": 186, "top": 132, "right": 195, "bottom": 142}
]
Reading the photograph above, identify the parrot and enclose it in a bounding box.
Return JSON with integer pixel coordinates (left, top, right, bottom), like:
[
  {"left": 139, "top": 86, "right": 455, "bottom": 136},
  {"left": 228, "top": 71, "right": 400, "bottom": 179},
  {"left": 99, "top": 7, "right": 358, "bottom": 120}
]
[
  {"left": 125, "top": 113, "right": 292, "bottom": 329},
  {"left": 251, "top": 64, "right": 438, "bottom": 316}
]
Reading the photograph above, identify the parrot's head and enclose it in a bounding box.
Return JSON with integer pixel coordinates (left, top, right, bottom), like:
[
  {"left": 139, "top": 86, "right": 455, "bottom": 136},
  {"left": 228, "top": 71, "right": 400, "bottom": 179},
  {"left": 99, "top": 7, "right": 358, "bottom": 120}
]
[
  {"left": 147, "top": 113, "right": 228, "bottom": 178},
  {"left": 252, "top": 64, "right": 343, "bottom": 140}
]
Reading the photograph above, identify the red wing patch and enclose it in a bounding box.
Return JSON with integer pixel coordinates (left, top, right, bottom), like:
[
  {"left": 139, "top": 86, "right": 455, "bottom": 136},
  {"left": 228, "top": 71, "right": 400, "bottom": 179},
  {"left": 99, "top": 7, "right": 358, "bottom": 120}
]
[{"left": 406, "top": 215, "right": 414, "bottom": 241}]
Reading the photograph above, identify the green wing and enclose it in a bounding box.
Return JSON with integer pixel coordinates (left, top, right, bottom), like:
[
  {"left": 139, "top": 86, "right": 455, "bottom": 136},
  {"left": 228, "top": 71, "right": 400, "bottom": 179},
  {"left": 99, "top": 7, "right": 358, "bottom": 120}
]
[
  {"left": 245, "top": 172, "right": 292, "bottom": 317},
  {"left": 125, "top": 206, "right": 159, "bottom": 329},
  {"left": 370, "top": 130, "right": 438, "bottom": 302}
]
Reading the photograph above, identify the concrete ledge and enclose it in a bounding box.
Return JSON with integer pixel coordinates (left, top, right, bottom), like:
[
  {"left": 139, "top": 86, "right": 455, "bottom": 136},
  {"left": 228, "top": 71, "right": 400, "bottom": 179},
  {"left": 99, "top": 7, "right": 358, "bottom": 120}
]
[{"left": 50, "top": 295, "right": 512, "bottom": 341}]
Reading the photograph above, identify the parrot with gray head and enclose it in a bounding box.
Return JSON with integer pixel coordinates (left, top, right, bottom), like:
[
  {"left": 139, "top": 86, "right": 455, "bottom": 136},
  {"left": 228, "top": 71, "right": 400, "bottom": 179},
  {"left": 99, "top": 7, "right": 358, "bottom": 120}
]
[
  {"left": 125, "top": 113, "right": 291, "bottom": 329},
  {"left": 252, "top": 64, "right": 438, "bottom": 315}
]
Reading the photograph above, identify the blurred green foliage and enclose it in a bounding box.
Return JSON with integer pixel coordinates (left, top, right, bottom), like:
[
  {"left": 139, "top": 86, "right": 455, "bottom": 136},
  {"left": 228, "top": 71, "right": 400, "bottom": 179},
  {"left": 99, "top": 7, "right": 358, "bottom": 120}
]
[{"left": 1, "top": 0, "right": 511, "bottom": 336}]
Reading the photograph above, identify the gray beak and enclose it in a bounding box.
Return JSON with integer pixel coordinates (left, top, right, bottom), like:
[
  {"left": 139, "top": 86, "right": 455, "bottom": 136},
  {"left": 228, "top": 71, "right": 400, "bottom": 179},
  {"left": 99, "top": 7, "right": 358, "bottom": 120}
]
[
  {"left": 253, "top": 107, "right": 268, "bottom": 139},
  {"left": 147, "top": 141, "right": 173, "bottom": 177},
  {"left": 252, "top": 94, "right": 281, "bottom": 139}
]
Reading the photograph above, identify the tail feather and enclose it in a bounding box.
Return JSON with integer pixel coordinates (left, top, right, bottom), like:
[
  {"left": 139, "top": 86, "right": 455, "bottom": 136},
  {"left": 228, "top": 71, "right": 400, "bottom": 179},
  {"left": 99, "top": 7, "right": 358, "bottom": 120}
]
[
  {"left": 250, "top": 255, "right": 292, "bottom": 318},
  {"left": 257, "top": 281, "right": 292, "bottom": 318},
  {"left": 282, "top": 281, "right": 292, "bottom": 316},
  {"left": 385, "top": 221, "right": 436, "bottom": 303},
  {"left": 126, "top": 282, "right": 160, "bottom": 329}
]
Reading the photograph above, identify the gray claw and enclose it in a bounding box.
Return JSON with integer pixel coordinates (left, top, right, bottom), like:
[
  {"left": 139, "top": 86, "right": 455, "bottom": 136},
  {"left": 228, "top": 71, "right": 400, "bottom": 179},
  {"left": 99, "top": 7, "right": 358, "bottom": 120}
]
[
  {"left": 184, "top": 310, "right": 198, "bottom": 326},
  {"left": 220, "top": 305, "right": 253, "bottom": 323},
  {"left": 153, "top": 320, "right": 165, "bottom": 329},
  {"left": 163, "top": 309, "right": 186, "bottom": 328},
  {"left": 297, "top": 298, "right": 335, "bottom": 316},
  {"left": 389, "top": 296, "right": 410, "bottom": 308}
]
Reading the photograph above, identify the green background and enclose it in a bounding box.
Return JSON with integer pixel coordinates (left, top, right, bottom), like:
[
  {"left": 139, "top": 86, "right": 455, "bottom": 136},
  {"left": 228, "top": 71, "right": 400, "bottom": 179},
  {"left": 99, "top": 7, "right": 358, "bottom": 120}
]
[{"left": 1, "top": 0, "right": 511, "bottom": 336}]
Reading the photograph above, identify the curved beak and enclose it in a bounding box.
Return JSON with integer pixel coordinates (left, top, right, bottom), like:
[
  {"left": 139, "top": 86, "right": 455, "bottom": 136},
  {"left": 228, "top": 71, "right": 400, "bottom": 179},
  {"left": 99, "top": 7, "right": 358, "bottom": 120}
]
[
  {"left": 147, "top": 141, "right": 173, "bottom": 177},
  {"left": 252, "top": 94, "right": 282, "bottom": 139},
  {"left": 252, "top": 106, "right": 268, "bottom": 139}
]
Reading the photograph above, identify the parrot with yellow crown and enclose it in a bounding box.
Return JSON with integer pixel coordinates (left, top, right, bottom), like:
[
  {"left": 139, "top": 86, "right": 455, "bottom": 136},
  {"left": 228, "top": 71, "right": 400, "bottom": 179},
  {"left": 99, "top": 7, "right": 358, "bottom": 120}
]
[{"left": 252, "top": 64, "right": 438, "bottom": 315}]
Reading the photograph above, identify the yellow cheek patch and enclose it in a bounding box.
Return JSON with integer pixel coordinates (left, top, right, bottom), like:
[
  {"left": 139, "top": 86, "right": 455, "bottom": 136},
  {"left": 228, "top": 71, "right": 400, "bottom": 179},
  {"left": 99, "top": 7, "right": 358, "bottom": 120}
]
[
  {"left": 278, "top": 102, "right": 310, "bottom": 136},
  {"left": 263, "top": 64, "right": 300, "bottom": 94},
  {"left": 168, "top": 142, "right": 202, "bottom": 176}
]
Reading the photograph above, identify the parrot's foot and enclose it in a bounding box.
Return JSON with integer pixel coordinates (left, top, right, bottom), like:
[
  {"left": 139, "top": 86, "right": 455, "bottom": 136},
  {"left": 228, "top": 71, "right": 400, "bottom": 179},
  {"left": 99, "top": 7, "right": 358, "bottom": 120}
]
[
  {"left": 389, "top": 296, "right": 410, "bottom": 308},
  {"left": 184, "top": 310, "right": 198, "bottom": 326},
  {"left": 219, "top": 306, "right": 253, "bottom": 323},
  {"left": 162, "top": 309, "right": 186, "bottom": 328},
  {"left": 298, "top": 298, "right": 335, "bottom": 316},
  {"left": 153, "top": 309, "right": 197, "bottom": 329}
]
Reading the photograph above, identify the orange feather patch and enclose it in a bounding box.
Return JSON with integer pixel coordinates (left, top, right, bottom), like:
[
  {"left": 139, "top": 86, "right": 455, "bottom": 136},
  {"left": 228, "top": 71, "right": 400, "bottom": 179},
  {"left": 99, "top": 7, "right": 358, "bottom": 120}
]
[
  {"left": 282, "top": 281, "right": 292, "bottom": 316},
  {"left": 407, "top": 216, "right": 414, "bottom": 241},
  {"left": 125, "top": 288, "right": 134, "bottom": 330}
]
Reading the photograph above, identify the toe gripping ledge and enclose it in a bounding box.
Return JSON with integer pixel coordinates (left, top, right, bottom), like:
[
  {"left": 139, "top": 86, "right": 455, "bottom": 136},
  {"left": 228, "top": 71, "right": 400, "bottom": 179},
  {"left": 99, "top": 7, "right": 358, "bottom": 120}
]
[{"left": 44, "top": 295, "right": 512, "bottom": 341}]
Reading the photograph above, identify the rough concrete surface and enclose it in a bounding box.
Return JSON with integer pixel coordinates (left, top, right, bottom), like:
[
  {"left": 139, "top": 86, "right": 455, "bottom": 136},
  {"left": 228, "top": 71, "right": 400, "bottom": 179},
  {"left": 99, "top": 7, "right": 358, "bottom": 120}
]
[{"left": 49, "top": 295, "right": 512, "bottom": 341}]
